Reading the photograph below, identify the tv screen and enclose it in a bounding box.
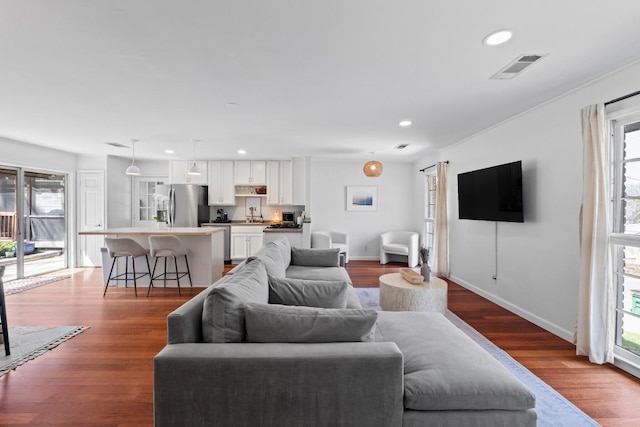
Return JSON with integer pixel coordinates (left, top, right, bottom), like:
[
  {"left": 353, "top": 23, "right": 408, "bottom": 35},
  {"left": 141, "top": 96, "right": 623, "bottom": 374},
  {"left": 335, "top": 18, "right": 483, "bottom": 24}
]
[{"left": 457, "top": 161, "right": 524, "bottom": 222}]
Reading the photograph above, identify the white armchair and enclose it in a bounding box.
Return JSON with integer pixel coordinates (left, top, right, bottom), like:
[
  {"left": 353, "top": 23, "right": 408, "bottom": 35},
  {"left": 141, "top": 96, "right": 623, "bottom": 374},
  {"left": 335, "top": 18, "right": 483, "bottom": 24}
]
[
  {"left": 311, "top": 230, "right": 349, "bottom": 264},
  {"left": 380, "top": 231, "right": 419, "bottom": 268}
]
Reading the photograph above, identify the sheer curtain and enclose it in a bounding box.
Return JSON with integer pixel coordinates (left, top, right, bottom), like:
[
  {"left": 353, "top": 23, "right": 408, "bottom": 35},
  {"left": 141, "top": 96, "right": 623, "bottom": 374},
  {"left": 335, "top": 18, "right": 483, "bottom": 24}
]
[
  {"left": 433, "top": 161, "right": 449, "bottom": 278},
  {"left": 576, "top": 104, "right": 614, "bottom": 364}
]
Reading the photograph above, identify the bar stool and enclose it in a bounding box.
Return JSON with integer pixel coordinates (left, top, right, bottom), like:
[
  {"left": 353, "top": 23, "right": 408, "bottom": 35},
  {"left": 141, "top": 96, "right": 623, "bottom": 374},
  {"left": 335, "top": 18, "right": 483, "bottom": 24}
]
[
  {"left": 0, "top": 265, "right": 10, "bottom": 355},
  {"left": 103, "top": 237, "right": 152, "bottom": 297},
  {"left": 147, "top": 235, "right": 192, "bottom": 297}
]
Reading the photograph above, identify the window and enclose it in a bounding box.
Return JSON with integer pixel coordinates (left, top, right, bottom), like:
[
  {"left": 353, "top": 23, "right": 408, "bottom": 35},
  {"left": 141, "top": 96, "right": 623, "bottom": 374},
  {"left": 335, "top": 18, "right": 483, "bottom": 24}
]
[
  {"left": 423, "top": 172, "right": 437, "bottom": 267},
  {"left": 610, "top": 104, "right": 640, "bottom": 372},
  {"left": 133, "top": 177, "right": 167, "bottom": 227}
]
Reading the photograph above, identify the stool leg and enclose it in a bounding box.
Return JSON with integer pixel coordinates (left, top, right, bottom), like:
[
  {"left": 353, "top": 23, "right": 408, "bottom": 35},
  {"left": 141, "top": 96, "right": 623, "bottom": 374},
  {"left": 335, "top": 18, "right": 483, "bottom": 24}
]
[
  {"left": 103, "top": 257, "right": 117, "bottom": 297},
  {"left": 184, "top": 255, "right": 193, "bottom": 287},
  {"left": 174, "top": 256, "right": 181, "bottom": 296},
  {"left": 163, "top": 257, "right": 167, "bottom": 288},
  {"left": 124, "top": 256, "right": 129, "bottom": 289},
  {"left": 148, "top": 257, "right": 159, "bottom": 297},
  {"left": 145, "top": 255, "right": 154, "bottom": 297},
  {"left": 131, "top": 256, "right": 138, "bottom": 297}
]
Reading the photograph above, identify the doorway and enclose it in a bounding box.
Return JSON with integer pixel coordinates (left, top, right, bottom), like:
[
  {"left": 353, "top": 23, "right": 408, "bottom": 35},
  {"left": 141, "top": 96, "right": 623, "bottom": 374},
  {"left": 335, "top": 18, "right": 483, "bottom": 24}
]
[{"left": 0, "top": 167, "right": 68, "bottom": 281}]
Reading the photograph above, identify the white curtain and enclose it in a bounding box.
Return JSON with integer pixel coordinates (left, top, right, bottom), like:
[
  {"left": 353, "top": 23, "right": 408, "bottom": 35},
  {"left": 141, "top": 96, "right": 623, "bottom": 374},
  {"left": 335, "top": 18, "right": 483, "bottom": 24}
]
[
  {"left": 433, "top": 161, "right": 449, "bottom": 278},
  {"left": 576, "top": 104, "right": 614, "bottom": 364}
]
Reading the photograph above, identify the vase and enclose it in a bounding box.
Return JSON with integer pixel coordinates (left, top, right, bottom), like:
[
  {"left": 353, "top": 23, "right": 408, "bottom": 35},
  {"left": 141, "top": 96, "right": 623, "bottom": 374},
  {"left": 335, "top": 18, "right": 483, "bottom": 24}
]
[{"left": 420, "top": 263, "right": 430, "bottom": 282}]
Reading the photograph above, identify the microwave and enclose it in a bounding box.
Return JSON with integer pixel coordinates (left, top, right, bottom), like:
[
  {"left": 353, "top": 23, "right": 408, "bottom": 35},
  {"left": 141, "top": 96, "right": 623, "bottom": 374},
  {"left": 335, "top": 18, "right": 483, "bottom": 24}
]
[{"left": 282, "top": 211, "right": 297, "bottom": 224}]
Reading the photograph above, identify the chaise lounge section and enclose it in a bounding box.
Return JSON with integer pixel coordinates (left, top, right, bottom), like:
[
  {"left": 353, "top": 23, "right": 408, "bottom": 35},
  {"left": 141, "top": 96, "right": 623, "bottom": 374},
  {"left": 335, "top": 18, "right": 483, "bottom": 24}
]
[{"left": 154, "top": 238, "right": 536, "bottom": 426}]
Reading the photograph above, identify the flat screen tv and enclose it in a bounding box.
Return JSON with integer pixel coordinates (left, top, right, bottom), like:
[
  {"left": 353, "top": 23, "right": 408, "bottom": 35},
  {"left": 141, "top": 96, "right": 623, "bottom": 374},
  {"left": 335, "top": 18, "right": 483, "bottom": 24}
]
[{"left": 457, "top": 161, "right": 524, "bottom": 222}]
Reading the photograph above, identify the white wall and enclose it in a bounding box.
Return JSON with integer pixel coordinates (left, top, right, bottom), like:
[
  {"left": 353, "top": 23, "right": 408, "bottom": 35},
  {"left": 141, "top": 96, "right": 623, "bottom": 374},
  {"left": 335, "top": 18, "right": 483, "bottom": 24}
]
[
  {"left": 106, "top": 155, "right": 132, "bottom": 228},
  {"left": 413, "top": 60, "right": 640, "bottom": 341},
  {"left": 310, "top": 159, "right": 417, "bottom": 260}
]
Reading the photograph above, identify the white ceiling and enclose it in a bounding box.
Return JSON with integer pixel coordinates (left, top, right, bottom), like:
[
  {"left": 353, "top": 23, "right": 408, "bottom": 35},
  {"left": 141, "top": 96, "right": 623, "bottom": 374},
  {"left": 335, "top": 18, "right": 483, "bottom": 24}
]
[{"left": 1, "top": 1, "right": 640, "bottom": 163}]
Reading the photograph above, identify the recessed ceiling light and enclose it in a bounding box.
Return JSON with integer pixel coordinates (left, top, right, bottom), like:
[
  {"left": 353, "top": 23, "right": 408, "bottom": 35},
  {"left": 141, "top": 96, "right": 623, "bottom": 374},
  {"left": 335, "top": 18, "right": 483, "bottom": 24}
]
[
  {"left": 237, "top": 149, "right": 246, "bottom": 155},
  {"left": 226, "top": 102, "right": 240, "bottom": 108},
  {"left": 399, "top": 120, "right": 412, "bottom": 127},
  {"left": 165, "top": 149, "right": 174, "bottom": 154},
  {"left": 483, "top": 30, "right": 513, "bottom": 46}
]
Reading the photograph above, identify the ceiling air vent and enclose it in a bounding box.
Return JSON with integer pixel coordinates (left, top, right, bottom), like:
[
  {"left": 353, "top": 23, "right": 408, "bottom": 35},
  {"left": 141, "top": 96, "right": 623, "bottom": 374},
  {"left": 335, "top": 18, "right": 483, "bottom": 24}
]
[
  {"left": 395, "top": 144, "right": 409, "bottom": 150},
  {"left": 490, "top": 54, "right": 547, "bottom": 80},
  {"left": 104, "top": 142, "right": 128, "bottom": 148}
]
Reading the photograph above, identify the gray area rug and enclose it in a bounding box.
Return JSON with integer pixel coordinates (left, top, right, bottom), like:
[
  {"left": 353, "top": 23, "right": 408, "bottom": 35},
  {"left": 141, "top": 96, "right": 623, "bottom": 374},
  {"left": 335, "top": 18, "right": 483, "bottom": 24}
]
[
  {"left": 356, "top": 287, "right": 600, "bottom": 427},
  {"left": 3, "top": 275, "right": 71, "bottom": 295},
  {"left": 0, "top": 325, "right": 87, "bottom": 376}
]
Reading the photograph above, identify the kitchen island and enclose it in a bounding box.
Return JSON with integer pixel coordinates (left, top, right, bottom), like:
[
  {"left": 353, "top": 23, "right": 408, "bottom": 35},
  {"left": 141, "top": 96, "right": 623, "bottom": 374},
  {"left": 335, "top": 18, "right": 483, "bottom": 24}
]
[{"left": 79, "top": 227, "right": 224, "bottom": 287}]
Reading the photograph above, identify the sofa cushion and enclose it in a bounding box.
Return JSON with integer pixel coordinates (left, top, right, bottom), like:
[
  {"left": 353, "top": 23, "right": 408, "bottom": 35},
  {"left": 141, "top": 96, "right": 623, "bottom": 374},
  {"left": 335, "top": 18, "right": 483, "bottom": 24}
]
[
  {"left": 201, "top": 259, "right": 269, "bottom": 343},
  {"left": 285, "top": 265, "right": 352, "bottom": 285},
  {"left": 269, "top": 277, "right": 349, "bottom": 308},
  {"left": 291, "top": 247, "right": 340, "bottom": 267},
  {"left": 245, "top": 303, "right": 378, "bottom": 343},
  {"left": 248, "top": 240, "right": 290, "bottom": 278},
  {"left": 375, "top": 311, "right": 535, "bottom": 411},
  {"left": 381, "top": 243, "right": 409, "bottom": 255}
]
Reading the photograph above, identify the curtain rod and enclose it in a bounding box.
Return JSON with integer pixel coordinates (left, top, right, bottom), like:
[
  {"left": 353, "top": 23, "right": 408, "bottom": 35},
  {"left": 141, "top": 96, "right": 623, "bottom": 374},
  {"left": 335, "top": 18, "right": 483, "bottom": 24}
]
[
  {"left": 419, "top": 160, "right": 449, "bottom": 172},
  {"left": 605, "top": 90, "right": 640, "bottom": 106}
]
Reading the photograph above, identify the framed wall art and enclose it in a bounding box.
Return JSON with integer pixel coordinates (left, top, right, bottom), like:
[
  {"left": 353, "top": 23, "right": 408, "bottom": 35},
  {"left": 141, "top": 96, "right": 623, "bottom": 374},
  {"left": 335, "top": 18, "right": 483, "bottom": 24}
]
[{"left": 346, "top": 186, "right": 377, "bottom": 211}]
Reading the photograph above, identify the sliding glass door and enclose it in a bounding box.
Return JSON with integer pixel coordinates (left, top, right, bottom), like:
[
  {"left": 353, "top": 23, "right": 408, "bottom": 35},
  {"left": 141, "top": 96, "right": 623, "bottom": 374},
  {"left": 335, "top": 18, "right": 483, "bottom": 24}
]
[
  {"left": 0, "top": 167, "right": 67, "bottom": 281},
  {"left": 611, "top": 114, "right": 640, "bottom": 372}
]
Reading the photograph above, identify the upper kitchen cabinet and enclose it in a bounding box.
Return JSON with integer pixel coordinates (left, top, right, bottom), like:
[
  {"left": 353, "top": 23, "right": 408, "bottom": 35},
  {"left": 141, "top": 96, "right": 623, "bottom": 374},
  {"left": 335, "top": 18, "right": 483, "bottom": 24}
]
[
  {"left": 234, "top": 160, "right": 266, "bottom": 185},
  {"left": 292, "top": 157, "right": 306, "bottom": 206},
  {"left": 208, "top": 160, "right": 235, "bottom": 205},
  {"left": 266, "top": 160, "right": 292, "bottom": 206},
  {"left": 169, "top": 161, "right": 208, "bottom": 185}
]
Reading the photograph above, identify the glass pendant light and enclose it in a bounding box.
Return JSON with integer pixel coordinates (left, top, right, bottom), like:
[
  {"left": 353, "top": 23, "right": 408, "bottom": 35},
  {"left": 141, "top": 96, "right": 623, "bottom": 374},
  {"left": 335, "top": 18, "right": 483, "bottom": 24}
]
[
  {"left": 187, "top": 139, "right": 201, "bottom": 176},
  {"left": 125, "top": 139, "right": 141, "bottom": 176}
]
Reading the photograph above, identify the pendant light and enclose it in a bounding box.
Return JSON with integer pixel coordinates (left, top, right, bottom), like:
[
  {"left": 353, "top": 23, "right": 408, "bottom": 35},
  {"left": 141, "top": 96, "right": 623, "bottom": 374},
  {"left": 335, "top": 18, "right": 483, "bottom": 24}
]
[
  {"left": 363, "top": 152, "right": 383, "bottom": 177},
  {"left": 187, "top": 139, "right": 201, "bottom": 176},
  {"left": 125, "top": 139, "right": 141, "bottom": 176}
]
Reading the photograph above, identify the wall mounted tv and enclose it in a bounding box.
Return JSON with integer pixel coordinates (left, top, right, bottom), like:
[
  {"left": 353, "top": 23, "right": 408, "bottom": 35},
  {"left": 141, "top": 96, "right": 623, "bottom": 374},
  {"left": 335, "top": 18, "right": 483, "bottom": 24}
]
[{"left": 457, "top": 161, "right": 524, "bottom": 223}]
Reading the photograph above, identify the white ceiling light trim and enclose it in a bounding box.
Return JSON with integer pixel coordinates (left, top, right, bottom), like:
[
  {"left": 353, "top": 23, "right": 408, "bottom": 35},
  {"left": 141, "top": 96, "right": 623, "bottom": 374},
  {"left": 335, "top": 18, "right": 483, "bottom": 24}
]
[
  {"left": 399, "top": 120, "right": 412, "bottom": 127},
  {"left": 483, "top": 29, "right": 513, "bottom": 46}
]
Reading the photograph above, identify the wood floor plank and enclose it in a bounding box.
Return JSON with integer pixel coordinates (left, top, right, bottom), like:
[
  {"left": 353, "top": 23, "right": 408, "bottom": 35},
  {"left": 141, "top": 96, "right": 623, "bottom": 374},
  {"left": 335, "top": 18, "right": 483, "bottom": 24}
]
[{"left": 0, "top": 261, "right": 639, "bottom": 426}]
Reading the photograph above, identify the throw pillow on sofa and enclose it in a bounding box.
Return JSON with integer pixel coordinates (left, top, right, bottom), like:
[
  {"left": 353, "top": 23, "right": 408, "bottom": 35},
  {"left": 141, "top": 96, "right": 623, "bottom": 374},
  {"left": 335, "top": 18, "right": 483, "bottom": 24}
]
[
  {"left": 268, "top": 277, "right": 349, "bottom": 308},
  {"left": 291, "top": 247, "right": 340, "bottom": 267},
  {"left": 202, "top": 258, "right": 268, "bottom": 343},
  {"left": 244, "top": 303, "right": 378, "bottom": 343}
]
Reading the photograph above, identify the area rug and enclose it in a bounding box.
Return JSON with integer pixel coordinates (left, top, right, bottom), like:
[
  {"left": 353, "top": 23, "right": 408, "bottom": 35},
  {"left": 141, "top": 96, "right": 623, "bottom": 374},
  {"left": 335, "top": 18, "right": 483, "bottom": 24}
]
[
  {"left": 356, "top": 288, "right": 600, "bottom": 427},
  {"left": 0, "top": 325, "right": 87, "bottom": 376},
  {"left": 3, "top": 274, "right": 71, "bottom": 296}
]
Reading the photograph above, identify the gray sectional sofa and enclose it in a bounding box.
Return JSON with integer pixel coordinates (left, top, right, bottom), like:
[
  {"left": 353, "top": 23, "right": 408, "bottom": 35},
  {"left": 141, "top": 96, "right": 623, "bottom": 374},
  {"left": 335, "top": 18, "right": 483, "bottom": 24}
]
[{"left": 154, "top": 238, "right": 536, "bottom": 427}]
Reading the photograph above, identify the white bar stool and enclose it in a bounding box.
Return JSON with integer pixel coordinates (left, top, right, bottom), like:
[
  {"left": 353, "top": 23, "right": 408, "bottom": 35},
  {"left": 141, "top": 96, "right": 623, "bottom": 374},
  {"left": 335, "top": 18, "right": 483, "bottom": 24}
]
[
  {"left": 147, "top": 235, "right": 192, "bottom": 297},
  {"left": 103, "top": 237, "right": 152, "bottom": 297}
]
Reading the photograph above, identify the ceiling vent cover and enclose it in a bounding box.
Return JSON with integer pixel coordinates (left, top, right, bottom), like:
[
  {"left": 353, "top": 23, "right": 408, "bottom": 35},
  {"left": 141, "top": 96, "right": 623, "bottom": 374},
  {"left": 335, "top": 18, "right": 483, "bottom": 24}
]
[
  {"left": 490, "top": 54, "right": 547, "bottom": 80},
  {"left": 105, "top": 142, "right": 128, "bottom": 148},
  {"left": 395, "top": 144, "right": 409, "bottom": 150}
]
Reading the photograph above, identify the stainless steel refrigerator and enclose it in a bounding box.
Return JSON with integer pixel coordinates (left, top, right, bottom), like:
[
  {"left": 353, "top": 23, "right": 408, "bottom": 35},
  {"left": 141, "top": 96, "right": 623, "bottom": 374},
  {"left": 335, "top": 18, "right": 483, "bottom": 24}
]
[{"left": 156, "top": 184, "right": 209, "bottom": 227}]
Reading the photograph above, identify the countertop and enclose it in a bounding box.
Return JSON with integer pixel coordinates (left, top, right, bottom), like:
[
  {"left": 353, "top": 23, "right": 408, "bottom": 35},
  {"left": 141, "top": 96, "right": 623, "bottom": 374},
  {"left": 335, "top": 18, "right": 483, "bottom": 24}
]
[{"left": 79, "top": 227, "right": 223, "bottom": 236}]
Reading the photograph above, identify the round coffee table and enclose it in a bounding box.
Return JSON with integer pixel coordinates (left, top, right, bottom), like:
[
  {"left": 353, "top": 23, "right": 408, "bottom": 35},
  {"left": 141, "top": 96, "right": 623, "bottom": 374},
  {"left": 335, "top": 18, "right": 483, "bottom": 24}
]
[{"left": 379, "top": 272, "right": 447, "bottom": 313}]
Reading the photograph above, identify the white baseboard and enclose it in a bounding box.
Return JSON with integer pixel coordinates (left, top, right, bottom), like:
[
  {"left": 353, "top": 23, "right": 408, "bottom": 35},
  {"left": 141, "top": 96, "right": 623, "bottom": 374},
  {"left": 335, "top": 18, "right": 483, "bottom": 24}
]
[
  {"left": 450, "top": 275, "right": 575, "bottom": 343},
  {"left": 348, "top": 256, "right": 380, "bottom": 261}
]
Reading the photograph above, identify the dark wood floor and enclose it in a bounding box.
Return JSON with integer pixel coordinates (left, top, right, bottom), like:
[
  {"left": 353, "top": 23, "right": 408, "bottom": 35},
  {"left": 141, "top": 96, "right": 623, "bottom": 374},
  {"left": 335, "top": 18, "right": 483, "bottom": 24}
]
[{"left": 1, "top": 261, "right": 639, "bottom": 426}]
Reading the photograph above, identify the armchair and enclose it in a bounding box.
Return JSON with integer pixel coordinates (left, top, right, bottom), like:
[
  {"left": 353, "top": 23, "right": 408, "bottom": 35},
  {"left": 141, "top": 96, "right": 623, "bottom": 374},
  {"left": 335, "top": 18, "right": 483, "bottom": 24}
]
[
  {"left": 311, "top": 230, "right": 349, "bottom": 264},
  {"left": 380, "top": 231, "right": 419, "bottom": 267}
]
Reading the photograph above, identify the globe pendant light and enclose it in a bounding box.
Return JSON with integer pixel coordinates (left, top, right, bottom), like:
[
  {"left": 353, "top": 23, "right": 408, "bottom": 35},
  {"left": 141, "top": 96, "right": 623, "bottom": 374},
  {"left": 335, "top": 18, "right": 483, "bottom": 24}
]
[
  {"left": 187, "top": 139, "right": 201, "bottom": 176},
  {"left": 125, "top": 139, "right": 141, "bottom": 176},
  {"left": 363, "top": 152, "right": 383, "bottom": 177}
]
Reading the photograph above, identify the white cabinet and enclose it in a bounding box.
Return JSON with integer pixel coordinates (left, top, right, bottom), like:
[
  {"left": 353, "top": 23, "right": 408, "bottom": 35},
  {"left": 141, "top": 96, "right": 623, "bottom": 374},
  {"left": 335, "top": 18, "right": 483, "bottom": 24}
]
[
  {"left": 234, "top": 161, "right": 266, "bottom": 185},
  {"left": 169, "top": 161, "right": 208, "bottom": 184},
  {"left": 292, "top": 157, "right": 306, "bottom": 206},
  {"left": 208, "top": 161, "right": 235, "bottom": 205},
  {"left": 266, "top": 160, "right": 292, "bottom": 205},
  {"left": 230, "top": 225, "right": 265, "bottom": 260}
]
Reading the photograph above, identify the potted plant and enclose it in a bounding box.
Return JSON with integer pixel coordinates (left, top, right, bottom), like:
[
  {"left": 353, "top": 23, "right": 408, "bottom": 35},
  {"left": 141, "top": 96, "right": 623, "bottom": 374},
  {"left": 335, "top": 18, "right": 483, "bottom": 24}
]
[
  {"left": 0, "top": 241, "right": 16, "bottom": 258},
  {"left": 153, "top": 214, "right": 168, "bottom": 229},
  {"left": 419, "top": 245, "right": 430, "bottom": 282}
]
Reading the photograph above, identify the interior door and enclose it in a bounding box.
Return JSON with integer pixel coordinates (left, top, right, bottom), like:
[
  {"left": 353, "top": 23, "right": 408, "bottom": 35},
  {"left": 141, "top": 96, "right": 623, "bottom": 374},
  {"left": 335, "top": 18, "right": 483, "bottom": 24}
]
[{"left": 78, "top": 170, "right": 105, "bottom": 266}]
